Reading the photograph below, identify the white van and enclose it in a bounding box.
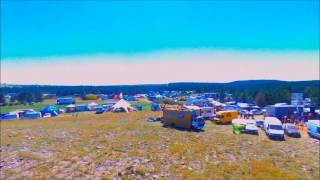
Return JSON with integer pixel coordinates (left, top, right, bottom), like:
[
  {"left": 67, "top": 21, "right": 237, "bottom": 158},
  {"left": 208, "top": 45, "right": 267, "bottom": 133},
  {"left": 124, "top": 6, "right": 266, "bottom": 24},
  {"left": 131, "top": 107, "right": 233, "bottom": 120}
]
[
  {"left": 201, "top": 107, "right": 215, "bottom": 120},
  {"left": 264, "top": 117, "right": 285, "bottom": 140}
]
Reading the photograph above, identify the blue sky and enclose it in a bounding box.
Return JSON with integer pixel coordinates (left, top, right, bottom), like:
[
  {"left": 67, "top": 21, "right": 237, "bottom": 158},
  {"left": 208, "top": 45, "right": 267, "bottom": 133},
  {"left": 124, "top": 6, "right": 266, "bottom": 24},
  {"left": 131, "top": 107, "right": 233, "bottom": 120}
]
[
  {"left": 1, "top": 1, "right": 319, "bottom": 85},
  {"left": 1, "top": 1, "right": 319, "bottom": 59}
]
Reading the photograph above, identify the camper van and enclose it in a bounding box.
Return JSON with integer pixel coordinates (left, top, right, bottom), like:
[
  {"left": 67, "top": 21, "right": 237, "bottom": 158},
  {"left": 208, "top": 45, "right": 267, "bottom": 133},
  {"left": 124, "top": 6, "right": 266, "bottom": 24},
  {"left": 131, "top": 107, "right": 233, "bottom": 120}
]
[
  {"left": 264, "top": 117, "right": 285, "bottom": 140},
  {"left": 214, "top": 111, "right": 238, "bottom": 123},
  {"left": 307, "top": 120, "right": 320, "bottom": 139},
  {"left": 201, "top": 107, "right": 215, "bottom": 120}
]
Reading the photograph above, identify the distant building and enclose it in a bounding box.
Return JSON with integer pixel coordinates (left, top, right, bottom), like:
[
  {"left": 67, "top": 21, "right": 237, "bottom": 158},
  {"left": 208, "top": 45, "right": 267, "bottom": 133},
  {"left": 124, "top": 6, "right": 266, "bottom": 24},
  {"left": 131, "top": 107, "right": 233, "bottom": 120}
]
[{"left": 266, "top": 104, "right": 303, "bottom": 120}]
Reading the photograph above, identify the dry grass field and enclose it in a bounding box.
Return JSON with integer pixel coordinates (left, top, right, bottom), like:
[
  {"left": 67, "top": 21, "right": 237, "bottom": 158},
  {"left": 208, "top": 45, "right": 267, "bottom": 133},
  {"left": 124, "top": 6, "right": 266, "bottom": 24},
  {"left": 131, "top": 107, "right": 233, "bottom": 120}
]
[{"left": 1, "top": 112, "right": 319, "bottom": 179}]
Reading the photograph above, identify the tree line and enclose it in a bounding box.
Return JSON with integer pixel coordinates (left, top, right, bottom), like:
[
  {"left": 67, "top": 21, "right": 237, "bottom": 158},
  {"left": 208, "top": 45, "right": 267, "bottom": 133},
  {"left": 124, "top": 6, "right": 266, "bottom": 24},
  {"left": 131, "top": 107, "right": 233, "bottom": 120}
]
[
  {"left": 0, "top": 91, "right": 43, "bottom": 106},
  {"left": 0, "top": 80, "right": 319, "bottom": 107}
]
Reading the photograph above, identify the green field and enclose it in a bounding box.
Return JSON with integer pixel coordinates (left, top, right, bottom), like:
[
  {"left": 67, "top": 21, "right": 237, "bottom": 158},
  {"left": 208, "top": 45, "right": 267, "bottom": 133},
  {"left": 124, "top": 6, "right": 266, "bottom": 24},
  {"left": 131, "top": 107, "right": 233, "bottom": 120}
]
[
  {"left": 1, "top": 112, "right": 319, "bottom": 179},
  {"left": 0, "top": 103, "right": 66, "bottom": 114},
  {"left": 130, "top": 101, "right": 151, "bottom": 111}
]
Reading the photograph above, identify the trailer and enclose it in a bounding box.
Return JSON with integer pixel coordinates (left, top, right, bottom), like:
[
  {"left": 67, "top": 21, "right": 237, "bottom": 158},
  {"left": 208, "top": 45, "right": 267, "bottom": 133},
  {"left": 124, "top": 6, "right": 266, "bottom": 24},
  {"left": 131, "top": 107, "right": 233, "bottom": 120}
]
[{"left": 163, "top": 108, "right": 205, "bottom": 130}]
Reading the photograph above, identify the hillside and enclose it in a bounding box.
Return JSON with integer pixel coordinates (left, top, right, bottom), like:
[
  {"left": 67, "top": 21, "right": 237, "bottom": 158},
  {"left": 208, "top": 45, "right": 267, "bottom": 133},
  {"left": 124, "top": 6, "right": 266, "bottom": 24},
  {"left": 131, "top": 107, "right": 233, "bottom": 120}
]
[{"left": 1, "top": 112, "right": 319, "bottom": 179}]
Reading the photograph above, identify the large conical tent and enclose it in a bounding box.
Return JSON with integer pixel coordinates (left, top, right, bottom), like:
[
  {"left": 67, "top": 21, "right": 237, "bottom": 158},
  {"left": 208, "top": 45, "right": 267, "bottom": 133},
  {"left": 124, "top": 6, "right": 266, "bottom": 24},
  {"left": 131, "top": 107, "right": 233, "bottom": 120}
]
[{"left": 111, "top": 99, "right": 136, "bottom": 112}]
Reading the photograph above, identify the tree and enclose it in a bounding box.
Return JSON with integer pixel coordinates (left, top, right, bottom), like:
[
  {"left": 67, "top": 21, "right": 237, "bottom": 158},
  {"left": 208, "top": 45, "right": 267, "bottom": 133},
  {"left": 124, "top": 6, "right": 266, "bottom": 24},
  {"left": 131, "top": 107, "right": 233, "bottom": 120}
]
[
  {"left": 219, "top": 90, "right": 225, "bottom": 102},
  {"left": 10, "top": 96, "right": 16, "bottom": 103},
  {"left": 162, "top": 98, "right": 176, "bottom": 105},
  {"left": 17, "top": 91, "right": 33, "bottom": 104},
  {"left": 34, "top": 92, "right": 43, "bottom": 102},
  {"left": 0, "top": 92, "right": 5, "bottom": 105},
  {"left": 255, "top": 92, "right": 266, "bottom": 107}
]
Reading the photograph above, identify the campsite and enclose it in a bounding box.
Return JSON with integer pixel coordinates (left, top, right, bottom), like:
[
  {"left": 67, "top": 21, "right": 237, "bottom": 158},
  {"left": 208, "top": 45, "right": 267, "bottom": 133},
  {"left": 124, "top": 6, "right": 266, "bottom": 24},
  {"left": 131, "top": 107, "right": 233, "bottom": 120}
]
[{"left": 1, "top": 1, "right": 319, "bottom": 179}]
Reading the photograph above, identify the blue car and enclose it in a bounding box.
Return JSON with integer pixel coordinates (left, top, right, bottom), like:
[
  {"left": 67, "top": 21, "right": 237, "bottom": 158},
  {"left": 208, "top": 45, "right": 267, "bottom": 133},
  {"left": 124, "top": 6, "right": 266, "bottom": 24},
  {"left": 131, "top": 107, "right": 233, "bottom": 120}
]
[
  {"left": 255, "top": 120, "right": 264, "bottom": 128},
  {"left": 283, "top": 123, "right": 301, "bottom": 138},
  {"left": 307, "top": 120, "right": 320, "bottom": 140},
  {"left": 95, "top": 107, "right": 105, "bottom": 114}
]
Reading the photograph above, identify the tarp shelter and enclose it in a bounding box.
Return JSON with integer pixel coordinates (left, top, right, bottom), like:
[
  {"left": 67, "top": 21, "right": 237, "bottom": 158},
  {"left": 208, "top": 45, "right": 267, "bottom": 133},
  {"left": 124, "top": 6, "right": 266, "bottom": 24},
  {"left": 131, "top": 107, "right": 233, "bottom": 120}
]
[
  {"left": 232, "top": 119, "right": 249, "bottom": 134},
  {"left": 0, "top": 113, "right": 19, "bottom": 121},
  {"left": 111, "top": 99, "right": 135, "bottom": 112},
  {"left": 88, "top": 102, "right": 98, "bottom": 111},
  {"left": 41, "top": 106, "right": 59, "bottom": 116}
]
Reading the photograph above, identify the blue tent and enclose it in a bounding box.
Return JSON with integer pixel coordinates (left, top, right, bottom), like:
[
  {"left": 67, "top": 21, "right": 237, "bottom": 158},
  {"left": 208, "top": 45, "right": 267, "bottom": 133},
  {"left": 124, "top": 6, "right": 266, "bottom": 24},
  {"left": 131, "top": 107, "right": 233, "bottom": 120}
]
[
  {"left": 76, "top": 104, "right": 88, "bottom": 112},
  {"left": 0, "top": 114, "right": 19, "bottom": 121},
  {"left": 135, "top": 105, "right": 143, "bottom": 111},
  {"left": 41, "top": 106, "right": 59, "bottom": 116},
  {"left": 151, "top": 103, "right": 161, "bottom": 111}
]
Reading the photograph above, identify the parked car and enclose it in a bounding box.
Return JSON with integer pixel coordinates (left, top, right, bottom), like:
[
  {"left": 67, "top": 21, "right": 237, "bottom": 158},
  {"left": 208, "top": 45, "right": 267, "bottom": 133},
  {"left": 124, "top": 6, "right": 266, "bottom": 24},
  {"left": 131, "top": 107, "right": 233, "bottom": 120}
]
[
  {"left": 250, "top": 109, "right": 263, "bottom": 115},
  {"left": 95, "top": 107, "right": 105, "bottom": 114},
  {"left": 264, "top": 117, "right": 285, "bottom": 140},
  {"left": 283, "top": 123, "right": 301, "bottom": 138},
  {"left": 307, "top": 120, "right": 320, "bottom": 139},
  {"left": 244, "top": 120, "right": 259, "bottom": 134},
  {"left": 255, "top": 119, "right": 264, "bottom": 128}
]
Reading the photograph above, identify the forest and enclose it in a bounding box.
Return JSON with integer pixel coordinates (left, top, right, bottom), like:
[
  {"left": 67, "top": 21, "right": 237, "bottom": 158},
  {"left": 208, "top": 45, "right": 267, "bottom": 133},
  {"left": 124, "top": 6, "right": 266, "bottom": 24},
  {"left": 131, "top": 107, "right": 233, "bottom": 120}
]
[{"left": 0, "top": 80, "right": 319, "bottom": 107}]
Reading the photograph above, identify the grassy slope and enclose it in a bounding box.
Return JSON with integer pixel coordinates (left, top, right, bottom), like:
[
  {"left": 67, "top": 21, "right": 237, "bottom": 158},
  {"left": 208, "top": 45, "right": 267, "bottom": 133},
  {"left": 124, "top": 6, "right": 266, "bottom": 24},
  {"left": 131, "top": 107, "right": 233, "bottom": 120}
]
[
  {"left": 130, "top": 101, "right": 151, "bottom": 111},
  {"left": 0, "top": 103, "right": 67, "bottom": 114},
  {"left": 1, "top": 112, "right": 319, "bottom": 179}
]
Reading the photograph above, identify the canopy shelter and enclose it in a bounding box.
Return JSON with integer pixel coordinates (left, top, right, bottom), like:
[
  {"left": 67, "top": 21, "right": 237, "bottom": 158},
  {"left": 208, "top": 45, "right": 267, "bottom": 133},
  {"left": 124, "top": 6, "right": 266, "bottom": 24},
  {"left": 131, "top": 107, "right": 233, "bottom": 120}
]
[{"left": 111, "top": 99, "right": 136, "bottom": 113}]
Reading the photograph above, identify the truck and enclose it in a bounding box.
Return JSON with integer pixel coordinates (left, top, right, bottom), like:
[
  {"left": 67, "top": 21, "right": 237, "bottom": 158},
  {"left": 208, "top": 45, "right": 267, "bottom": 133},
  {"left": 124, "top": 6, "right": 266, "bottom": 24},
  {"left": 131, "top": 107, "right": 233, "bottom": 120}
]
[
  {"left": 214, "top": 111, "right": 238, "bottom": 123},
  {"left": 163, "top": 108, "right": 205, "bottom": 130},
  {"left": 307, "top": 120, "right": 320, "bottom": 139},
  {"left": 264, "top": 117, "right": 285, "bottom": 140}
]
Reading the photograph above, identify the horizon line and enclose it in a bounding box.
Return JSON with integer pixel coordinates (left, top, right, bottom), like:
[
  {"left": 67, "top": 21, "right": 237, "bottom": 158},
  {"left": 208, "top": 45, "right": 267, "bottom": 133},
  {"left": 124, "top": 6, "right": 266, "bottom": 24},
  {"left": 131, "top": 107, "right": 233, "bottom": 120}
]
[{"left": 1, "top": 79, "right": 319, "bottom": 87}]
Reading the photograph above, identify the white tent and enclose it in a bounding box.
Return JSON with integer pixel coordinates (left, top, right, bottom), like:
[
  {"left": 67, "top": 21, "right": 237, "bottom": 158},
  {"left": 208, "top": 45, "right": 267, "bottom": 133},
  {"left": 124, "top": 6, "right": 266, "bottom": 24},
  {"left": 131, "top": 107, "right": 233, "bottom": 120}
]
[
  {"left": 88, "top": 102, "right": 98, "bottom": 111},
  {"left": 210, "top": 100, "right": 225, "bottom": 107},
  {"left": 111, "top": 99, "right": 135, "bottom": 112}
]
